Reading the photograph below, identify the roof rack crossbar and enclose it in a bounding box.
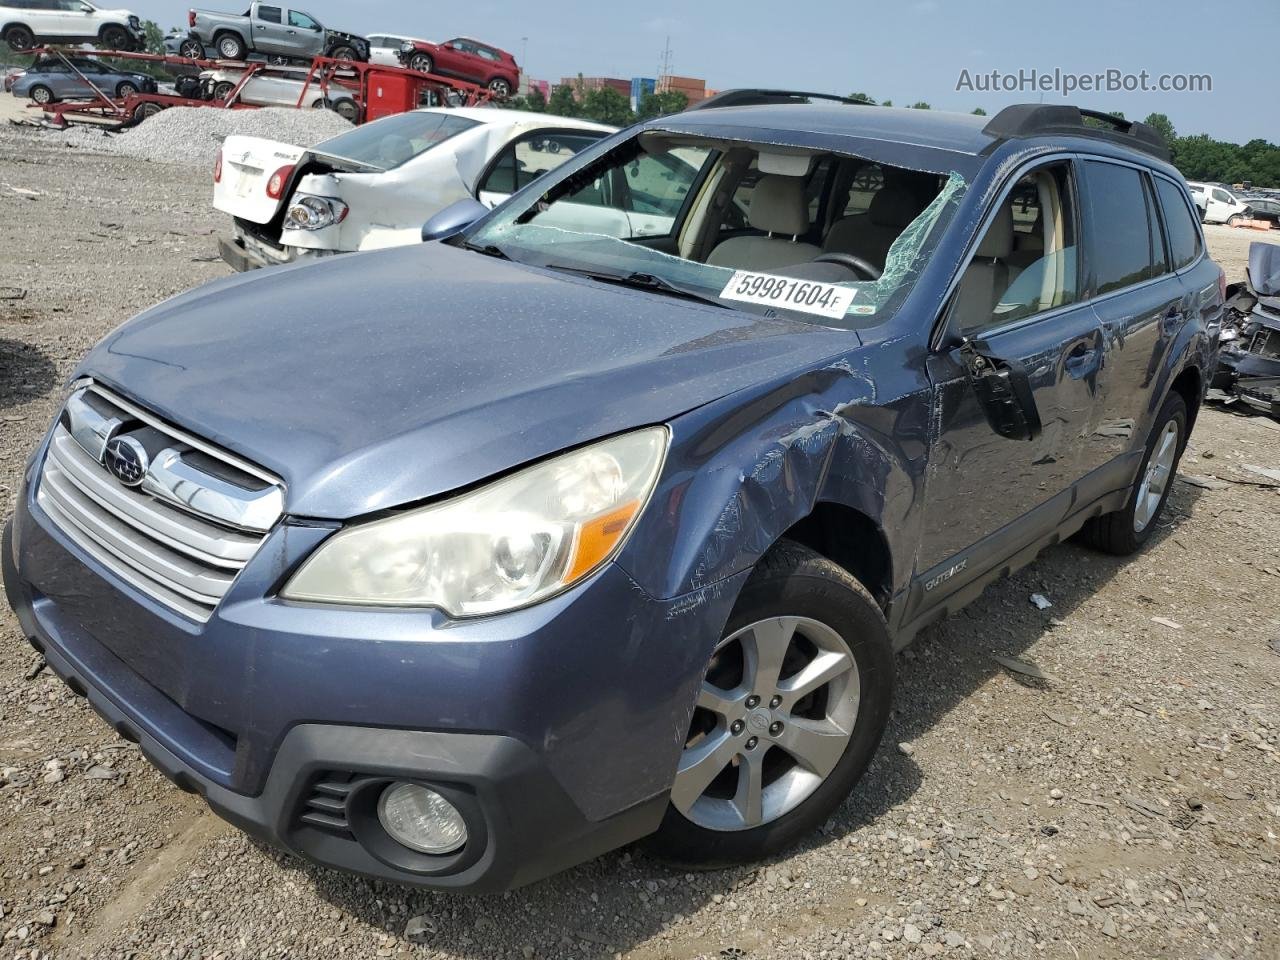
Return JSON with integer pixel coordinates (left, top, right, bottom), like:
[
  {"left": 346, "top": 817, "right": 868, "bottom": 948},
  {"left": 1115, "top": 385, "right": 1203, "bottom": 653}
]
[
  {"left": 687, "top": 88, "right": 871, "bottom": 111},
  {"left": 981, "top": 103, "right": 1170, "bottom": 161}
]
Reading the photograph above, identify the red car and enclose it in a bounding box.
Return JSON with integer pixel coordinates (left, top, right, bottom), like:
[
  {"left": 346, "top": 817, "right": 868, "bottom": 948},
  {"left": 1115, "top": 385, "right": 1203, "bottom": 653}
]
[{"left": 398, "top": 36, "right": 518, "bottom": 99}]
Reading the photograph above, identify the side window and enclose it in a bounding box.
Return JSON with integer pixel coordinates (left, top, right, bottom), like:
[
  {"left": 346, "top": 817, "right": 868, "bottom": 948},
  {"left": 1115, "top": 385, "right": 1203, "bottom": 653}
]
[
  {"left": 1154, "top": 178, "right": 1202, "bottom": 271},
  {"left": 1211, "top": 189, "right": 1231, "bottom": 203},
  {"left": 288, "top": 11, "right": 319, "bottom": 29},
  {"left": 952, "top": 163, "right": 1080, "bottom": 335},
  {"left": 625, "top": 151, "right": 701, "bottom": 218},
  {"left": 1084, "top": 161, "right": 1164, "bottom": 295},
  {"left": 844, "top": 163, "right": 885, "bottom": 215},
  {"left": 479, "top": 133, "right": 605, "bottom": 198},
  {"left": 257, "top": 6, "right": 282, "bottom": 24}
]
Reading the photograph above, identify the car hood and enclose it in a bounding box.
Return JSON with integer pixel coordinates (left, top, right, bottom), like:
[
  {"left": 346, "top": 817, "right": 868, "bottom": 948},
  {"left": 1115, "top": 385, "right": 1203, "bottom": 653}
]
[{"left": 79, "top": 243, "right": 859, "bottom": 520}]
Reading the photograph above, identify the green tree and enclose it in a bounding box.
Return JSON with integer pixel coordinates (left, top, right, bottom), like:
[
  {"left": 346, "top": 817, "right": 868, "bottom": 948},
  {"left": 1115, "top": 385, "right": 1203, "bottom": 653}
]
[
  {"left": 880, "top": 99, "right": 893, "bottom": 107},
  {"left": 971, "top": 107, "right": 987, "bottom": 116},
  {"left": 908, "top": 101, "right": 932, "bottom": 110},
  {"left": 512, "top": 87, "right": 547, "bottom": 112},
  {"left": 142, "top": 19, "right": 165, "bottom": 55},
  {"left": 580, "top": 86, "right": 634, "bottom": 126},
  {"left": 546, "top": 84, "right": 580, "bottom": 117},
  {"left": 636, "top": 89, "right": 688, "bottom": 120},
  {"left": 848, "top": 91, "right": 877, "bottom": 105}
]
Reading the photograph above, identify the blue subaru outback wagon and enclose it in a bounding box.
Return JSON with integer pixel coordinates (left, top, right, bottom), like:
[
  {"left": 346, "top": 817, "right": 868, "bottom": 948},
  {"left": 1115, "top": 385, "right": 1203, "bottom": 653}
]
[{"left": 4, "top": 93, "right": 1222, "bottom": 892}]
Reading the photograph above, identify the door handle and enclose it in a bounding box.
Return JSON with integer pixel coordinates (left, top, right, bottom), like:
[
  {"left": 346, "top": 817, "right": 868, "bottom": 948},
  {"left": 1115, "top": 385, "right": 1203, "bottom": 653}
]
[{"left": 1064, "top": 340, "right": 1101, "bottom": 379}]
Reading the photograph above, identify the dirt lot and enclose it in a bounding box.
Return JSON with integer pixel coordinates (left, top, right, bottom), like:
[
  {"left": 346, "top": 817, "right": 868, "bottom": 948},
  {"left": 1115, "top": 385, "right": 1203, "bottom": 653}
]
[{"left": 1, "top": 123, "right": 1278, "bottom": 960}]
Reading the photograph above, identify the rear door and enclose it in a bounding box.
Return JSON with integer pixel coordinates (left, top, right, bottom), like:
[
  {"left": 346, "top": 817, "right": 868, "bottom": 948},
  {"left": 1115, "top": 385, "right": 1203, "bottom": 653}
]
[
  {"left": 1075, "top": 159, "right": 1189, "bottom": 494},
  {"left": 33, "top": 0, "right": 71, "bottom": 37},
  {"left": 915, "top": 158, "right": 1102, "bottom": 604}
]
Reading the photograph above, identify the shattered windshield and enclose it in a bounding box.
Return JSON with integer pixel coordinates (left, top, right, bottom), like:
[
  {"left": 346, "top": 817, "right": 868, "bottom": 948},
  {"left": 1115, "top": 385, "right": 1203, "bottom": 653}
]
[
  {"left": 464, "top": 129, "right": 967, "bottom": 327},
  {"left": 310, "top": 112, "right": 481, "bottom": 171}
]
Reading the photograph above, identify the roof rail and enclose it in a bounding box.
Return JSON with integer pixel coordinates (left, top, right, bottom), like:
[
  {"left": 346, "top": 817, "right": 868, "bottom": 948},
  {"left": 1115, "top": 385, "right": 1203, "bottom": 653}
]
[
  {"left": 981, "top": 104, "right": 1170, "bottom": 161},
  {"left": 686, "top": 89, "right": 871, "bottom": 111}
]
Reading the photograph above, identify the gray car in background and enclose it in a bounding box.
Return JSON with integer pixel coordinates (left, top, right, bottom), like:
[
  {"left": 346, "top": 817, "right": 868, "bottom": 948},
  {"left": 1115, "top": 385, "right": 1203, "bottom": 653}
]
[{"left": 10, "top": 54, "right": 156, "bottom": 103}]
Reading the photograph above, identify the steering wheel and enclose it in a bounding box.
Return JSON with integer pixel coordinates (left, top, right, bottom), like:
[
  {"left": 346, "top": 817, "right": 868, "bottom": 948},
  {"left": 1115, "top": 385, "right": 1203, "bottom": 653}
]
[{"left": 812, "top": 252, "right": 882, "bottom": 281}]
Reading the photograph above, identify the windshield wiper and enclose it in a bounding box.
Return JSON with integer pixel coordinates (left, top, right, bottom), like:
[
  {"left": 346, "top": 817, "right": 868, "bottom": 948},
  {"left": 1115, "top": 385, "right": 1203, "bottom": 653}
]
[
  {"left": 540, "top": 264, "right": 730, "bottom": 310},
  {"left": 462, "top": 241, "right": 511, "bottom": 260}
]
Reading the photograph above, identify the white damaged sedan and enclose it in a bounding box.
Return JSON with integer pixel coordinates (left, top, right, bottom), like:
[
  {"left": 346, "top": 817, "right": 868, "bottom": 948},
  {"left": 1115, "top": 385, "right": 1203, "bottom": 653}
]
[{"left": 213, "top": 108, "right": 615, "bottom": 271}]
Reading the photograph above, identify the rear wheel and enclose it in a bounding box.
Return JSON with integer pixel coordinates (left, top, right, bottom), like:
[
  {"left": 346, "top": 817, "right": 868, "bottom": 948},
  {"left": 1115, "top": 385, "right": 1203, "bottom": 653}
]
[
  {"left": 331, "top": 98, "right": 359, "bottom": 123},
  {"left": 29, "top": 84, "right": 55, "bottom": 105},
  {"left": 4, "top": 25, "right": 35, "bottom": 51},
  {"left": 645, "top": 541, "right": 894, "bottom": 867},
  {"left": 216, "top": 33, "right": 247, "bottom": 60},
  {"left": 99, "top": 24, "right": 130, "bottom": 51},
  {"left": 409, "top": 53, "right": 433, "bottom": 74},
  {"left": 178, "top": 37, "right": 205, "bottom": 60},
  {"left": 1080, "top": 392, "right": 1187, "bottom": 555},
  {"left": 130, "top": 101, "right": 162, "bottom": 125}
]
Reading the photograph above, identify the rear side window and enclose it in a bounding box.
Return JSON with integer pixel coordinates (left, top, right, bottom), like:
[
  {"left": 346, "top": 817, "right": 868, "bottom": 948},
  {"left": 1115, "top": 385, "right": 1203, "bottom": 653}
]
[
  {"left": 1084, "top": 161, "right": 1163, "bottom": 295},
  {"left": 1154, "top": 178, "right": 1202, "bottom": 271},
  {"left": 257, "top": 5, "right": 282, "bottom": 24}
]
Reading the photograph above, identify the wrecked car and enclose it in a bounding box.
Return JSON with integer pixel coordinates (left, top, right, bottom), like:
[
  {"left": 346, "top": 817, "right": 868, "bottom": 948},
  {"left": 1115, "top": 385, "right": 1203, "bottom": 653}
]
[
  {"left": 213, "top": 107, "right": 614, "bottom": 270},
  {"left": 1215, "top": 241, "right": 1280, "bottom": 418},
  {"left": 4, "top": 97, "right": 1221, "bottom": 893},
  {"left": 196, "top": 65, "right": 359, "bottom": 119}
]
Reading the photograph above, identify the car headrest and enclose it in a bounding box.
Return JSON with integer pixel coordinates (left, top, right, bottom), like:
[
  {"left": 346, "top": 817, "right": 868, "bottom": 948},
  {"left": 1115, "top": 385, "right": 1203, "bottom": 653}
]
[
  {"left": 868, "top": 186, "right": 921, "bottom": 229},
  {"left": 748, "top": 174, "right": 810, "bottom": 237},
  {"left": 976, "top": 205, "right": 1015, "bottom": 259}
]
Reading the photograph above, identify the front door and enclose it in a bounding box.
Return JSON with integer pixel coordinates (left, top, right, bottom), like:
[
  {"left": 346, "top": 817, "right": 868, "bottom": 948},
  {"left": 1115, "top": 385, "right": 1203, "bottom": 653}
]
[{"left": 915, "top": 158, "right": 1101, "bottom": 607}]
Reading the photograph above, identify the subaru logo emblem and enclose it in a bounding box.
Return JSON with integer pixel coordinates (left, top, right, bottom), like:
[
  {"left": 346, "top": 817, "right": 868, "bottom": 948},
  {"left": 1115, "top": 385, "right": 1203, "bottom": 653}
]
[{"left": 104, "top": 436, "right": 149, "bottom": 488}]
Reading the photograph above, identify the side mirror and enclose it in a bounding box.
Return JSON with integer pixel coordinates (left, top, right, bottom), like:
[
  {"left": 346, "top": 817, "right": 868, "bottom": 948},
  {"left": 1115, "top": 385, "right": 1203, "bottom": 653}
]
[
  {"left": 958, "top": 339, "right": 1043, "bottom": 442},
  {"left": 421, "top": 197, "right": 489, "bottom": 242}
]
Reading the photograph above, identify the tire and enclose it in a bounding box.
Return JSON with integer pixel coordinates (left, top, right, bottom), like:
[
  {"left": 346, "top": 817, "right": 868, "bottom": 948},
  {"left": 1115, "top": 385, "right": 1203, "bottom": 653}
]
[
  {"left": 644, "top": 540, "right": 895, "bottom": 868},
  {"left": 4, "top": 25, "right": 35, "bottom": 51},
  {"left": 488, "top": 77, "right": 512, "bottom": 99},
  {"left": 212, "top": 81, "right": 236, "bottom": 103},
  {"left": 99, "top": 25, "right": 130, "bottom": 51},
  {"left": 328, "top": 44, "right": 357, "bottom": 61},
  {"left": 29, "top": 84, "right": 54, "bottom": 105},
  {"left": 130, "top": 101, "right": 162, "bottom": 125},
  {"left": 179, "top": 37, "right": 205, "bottom": 60},
  {"left": 1080, "top": 391, "right": 1187, "bottom": 556},
  {"left": 409, "top": 53, "right": 433, "bottom": 74},
  {"left": 216, "top": 33, "right": 247, "bottom": 61},
  {"left": 331, "top": 98, "right": 359, "bottom": 123},
  {"left": 115, "top": 81, "right": 139, "bottom": 100},
  {"left": 1226, "top": 215, "right": 1241, "bottom": 228}
]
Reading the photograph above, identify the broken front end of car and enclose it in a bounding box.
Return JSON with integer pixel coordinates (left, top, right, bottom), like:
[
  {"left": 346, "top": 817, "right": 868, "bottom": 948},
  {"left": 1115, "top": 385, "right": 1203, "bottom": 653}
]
[{"left": 1214, "top": 241, "right": 1280, "bottom": 419}]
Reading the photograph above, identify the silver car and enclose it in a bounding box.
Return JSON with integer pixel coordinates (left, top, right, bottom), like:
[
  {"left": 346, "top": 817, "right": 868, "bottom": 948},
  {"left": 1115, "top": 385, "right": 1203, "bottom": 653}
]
[{"left": 11, "top": 55, "right": 156, "bottom": 104}]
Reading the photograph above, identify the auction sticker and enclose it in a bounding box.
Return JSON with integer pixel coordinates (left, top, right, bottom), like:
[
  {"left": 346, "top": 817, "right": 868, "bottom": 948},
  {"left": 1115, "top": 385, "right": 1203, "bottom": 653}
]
[{"left": 719, "top": 270, "right": 859, "bottom": 319}]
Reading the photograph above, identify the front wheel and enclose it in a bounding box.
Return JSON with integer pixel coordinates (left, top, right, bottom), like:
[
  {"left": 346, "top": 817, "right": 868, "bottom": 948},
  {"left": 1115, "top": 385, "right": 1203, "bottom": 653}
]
[
  {"left": 1080, "top": 391, "right": 1187, "bottom": 555},
  {"left": 409, "top": 53, "right": 433, "bottom": 74},
  {"left": 328, "top": 44, "right": 357, "bottom": 61},
  {"left": 115, "top": 80, "right": 139, "bottom": 99},
  {"left": 212, "top": 81, "right": 236, "bottom": 103},
  {"left": 488, "top": 77, "right": 512, "bottom": 99},
  {"left": 99, "top": 25, "right": 130, "bottom": 51},
  {"left": 645, "top": 541, "right": 894, "bottom": 867},
  {"left": 1227, "top": 214, "right": 1241, "bottom": 228}
]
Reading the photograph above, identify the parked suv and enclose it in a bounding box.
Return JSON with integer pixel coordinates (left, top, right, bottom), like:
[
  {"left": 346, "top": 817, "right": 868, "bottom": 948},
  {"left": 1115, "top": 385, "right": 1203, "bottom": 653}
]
[
  {"left": 1186, "top": 180, "right": 1253, "bottom": 226},
  {"left": 1, "top": 0, "right": 143, "bottom": 52},
  {"left": 3, "top": 98, "right": 1221, "bottom": 893},
  {"left": 398, "top": 36, "right": 519, "bottom": 99}
]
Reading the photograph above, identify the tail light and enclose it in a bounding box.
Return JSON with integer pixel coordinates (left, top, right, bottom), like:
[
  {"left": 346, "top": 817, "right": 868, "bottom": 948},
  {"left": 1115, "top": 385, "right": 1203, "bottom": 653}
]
[
  {"left": 213, "top": 147, "right": 222, "bottom": 184},
  {"left": 266, "top": 164, "right": 295, "bottom": 200},
  {"left": 188, "top": 9, "right": 196, "bottom": 28}
]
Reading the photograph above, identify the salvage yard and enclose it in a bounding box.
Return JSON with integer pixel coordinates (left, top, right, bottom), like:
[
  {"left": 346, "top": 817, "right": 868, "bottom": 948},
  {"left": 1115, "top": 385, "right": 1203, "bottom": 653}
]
[{"left": 1, "top": 122, "right": 1278, "bottom": 960}]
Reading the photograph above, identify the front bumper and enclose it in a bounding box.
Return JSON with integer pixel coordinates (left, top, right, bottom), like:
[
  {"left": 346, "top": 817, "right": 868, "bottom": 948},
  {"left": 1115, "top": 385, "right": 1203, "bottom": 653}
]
[{"left": 4, "top": 452, "right": 741, "bottom": 889}]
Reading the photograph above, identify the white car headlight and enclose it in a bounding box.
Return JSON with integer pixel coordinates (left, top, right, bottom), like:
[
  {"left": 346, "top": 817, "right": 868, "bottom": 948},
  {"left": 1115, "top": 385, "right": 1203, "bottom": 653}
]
[
  {"left": 281, "top": 427, "right": 668, "bottom": 616},
  {"left": 284, "top": 194, "right": 349, "bottom": 231}
]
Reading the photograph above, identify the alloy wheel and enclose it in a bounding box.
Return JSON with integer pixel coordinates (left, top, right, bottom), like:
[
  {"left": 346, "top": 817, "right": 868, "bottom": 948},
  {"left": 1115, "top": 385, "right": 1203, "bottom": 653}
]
[
  {"left": 672, "top": 616, "right": 860, "bottom": 831},
  {"left": 31, "top": 85, "right": 52, "bottom": 105},
  {"left": 490, "top": 79, "right": 511, "bottom": 98},
  {"left": 1133, "top": 419, "right": 1179, "bottom": 533}
]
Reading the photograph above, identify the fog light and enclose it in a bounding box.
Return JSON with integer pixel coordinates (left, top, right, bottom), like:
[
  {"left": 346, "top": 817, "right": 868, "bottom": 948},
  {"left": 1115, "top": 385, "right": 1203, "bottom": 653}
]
[{"left": 377, "top": 783, "right": 467, "bottom": 855}]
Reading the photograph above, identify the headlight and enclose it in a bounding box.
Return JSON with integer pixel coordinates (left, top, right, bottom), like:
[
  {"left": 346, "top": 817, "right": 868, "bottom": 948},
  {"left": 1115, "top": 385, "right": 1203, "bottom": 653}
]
[
  {"left": 282, "top": 427, "right": 668, "bottom": 616},
  {"left": 400, "top": 41, "right": 415, "bottom": 53},
  {"left": 284, "top": 194, "right": 349, "bottom": 231}
]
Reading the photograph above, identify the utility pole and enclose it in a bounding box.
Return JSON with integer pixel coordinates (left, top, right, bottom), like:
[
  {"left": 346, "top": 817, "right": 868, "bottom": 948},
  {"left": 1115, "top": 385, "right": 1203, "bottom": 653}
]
[{"left": 659, "top": 35, "right": 672, "bottom": 80}]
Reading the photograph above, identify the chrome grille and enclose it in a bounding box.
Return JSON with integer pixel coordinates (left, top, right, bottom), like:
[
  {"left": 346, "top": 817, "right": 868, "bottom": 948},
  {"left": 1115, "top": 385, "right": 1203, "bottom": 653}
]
[{"left": 36, "top": 383, "right": 284, "bottom": 622}]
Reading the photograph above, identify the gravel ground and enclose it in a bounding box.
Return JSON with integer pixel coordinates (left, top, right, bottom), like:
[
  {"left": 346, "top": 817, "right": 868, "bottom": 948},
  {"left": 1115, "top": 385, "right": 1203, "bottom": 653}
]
[{"left": 1, "top": 123, "right": 1278, "bottom": 960}]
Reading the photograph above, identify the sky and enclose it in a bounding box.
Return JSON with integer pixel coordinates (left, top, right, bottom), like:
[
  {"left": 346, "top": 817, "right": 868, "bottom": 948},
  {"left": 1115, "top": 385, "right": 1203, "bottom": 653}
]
[{"left": 127, "top": 0, "right": 1276, "bottom": 143}]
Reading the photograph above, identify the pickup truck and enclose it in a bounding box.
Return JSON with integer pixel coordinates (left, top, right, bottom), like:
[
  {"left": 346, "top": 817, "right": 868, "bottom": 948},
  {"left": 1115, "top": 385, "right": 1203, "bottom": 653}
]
[{"left": 187, "top": 3, "right": 369, "bottom": 63}]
